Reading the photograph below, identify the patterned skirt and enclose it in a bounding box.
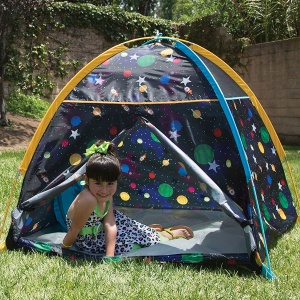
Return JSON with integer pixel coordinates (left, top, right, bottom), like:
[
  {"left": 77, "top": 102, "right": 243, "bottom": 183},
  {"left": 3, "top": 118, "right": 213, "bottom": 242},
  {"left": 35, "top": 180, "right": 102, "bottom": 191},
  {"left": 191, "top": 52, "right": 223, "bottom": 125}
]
[{"left": 67, "top": 209, "right": 160, "bottom": 254}]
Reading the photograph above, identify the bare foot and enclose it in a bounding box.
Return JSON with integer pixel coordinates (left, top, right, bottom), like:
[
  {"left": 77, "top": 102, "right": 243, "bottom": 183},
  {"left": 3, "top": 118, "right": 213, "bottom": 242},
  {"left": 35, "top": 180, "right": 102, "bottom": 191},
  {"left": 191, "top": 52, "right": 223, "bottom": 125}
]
[{"left": 160, "top": 226, "right": 194, "bottom": 240}]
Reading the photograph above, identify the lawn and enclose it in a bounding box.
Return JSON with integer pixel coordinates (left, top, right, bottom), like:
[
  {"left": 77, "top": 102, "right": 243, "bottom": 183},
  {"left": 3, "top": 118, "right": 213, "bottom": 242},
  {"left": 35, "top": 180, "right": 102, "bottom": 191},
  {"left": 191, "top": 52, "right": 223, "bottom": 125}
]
[{"left": 0, "top": 148, "right": 299, "bottom": 300}]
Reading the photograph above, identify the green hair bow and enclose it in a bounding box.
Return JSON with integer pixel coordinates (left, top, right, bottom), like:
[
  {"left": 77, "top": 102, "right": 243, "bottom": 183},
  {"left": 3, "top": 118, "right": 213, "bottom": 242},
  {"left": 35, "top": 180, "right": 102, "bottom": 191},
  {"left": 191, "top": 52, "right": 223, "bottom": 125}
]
[{"left": 85, "top": 141, "right": 110, "bottom": 157}]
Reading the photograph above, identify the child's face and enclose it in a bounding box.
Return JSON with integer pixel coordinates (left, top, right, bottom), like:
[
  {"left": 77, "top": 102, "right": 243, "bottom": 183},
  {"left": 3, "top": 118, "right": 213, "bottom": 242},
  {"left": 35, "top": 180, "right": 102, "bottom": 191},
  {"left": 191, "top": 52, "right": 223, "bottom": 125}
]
[{"left": 85, "top": 177, "right": 118, "bottom": 202}]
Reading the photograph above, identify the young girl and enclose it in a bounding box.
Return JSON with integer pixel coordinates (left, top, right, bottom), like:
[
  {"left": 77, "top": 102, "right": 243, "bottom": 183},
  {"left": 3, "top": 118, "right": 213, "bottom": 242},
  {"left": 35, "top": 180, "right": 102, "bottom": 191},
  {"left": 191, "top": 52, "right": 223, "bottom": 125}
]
[{"left": 62, "top": 140, "right": 193, "bottom": 257}]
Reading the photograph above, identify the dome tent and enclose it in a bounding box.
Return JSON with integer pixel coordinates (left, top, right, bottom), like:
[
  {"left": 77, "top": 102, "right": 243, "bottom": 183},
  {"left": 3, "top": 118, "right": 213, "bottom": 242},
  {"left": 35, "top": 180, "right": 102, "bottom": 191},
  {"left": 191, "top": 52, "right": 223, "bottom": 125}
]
[{"left": 2, "top": 35, "right": 298, "bottom": 279}]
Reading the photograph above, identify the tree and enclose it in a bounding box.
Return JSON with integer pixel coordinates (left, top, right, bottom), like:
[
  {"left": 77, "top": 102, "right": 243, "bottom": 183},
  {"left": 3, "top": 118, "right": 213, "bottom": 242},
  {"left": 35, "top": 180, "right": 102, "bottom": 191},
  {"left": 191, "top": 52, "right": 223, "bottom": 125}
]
[
  {"left": 112, "top": 0, "right": 158, "bottom": 16},
  {"left": 155, "top": 0, "right": 217, "bottom": 21},
  {"left": 0, "top": 0, "right": 53, "bottom": 126},
  {"left": 63, "top": 0, "right": 158, "bottom": 16},
  {"left": 61, "top": 0, "right": 114, "bottom": 5},
  {"left": 216, "top": 0, "right": 299, "bottom": 43},
  {"left": 157, "top": 0, "right": 299, "bottom": 41},
  {"left": 155, "top": 0, "right": 179, "bottom": 21}
]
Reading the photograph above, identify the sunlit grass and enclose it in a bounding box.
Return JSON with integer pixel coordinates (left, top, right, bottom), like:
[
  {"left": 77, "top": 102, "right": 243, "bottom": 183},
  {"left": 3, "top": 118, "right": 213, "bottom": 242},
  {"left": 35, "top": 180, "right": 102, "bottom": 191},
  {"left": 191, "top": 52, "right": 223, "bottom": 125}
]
[{"left": 0, "top": 148, "right": 299, "bottom": 300}]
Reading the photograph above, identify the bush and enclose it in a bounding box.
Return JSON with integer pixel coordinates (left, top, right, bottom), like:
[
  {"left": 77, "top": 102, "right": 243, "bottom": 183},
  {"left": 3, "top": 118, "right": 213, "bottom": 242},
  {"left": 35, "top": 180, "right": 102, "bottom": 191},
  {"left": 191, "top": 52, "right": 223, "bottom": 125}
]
[{"left": 6, "top": 91, "right": 50, "bottom": 119}]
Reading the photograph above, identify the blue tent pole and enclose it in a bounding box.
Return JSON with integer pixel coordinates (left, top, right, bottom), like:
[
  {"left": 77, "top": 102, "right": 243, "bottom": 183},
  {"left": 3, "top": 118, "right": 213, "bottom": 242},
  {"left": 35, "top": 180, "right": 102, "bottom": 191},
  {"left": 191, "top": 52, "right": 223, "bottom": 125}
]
[{"left": 174, "top": 40, "right": 276, "bottom": 279}]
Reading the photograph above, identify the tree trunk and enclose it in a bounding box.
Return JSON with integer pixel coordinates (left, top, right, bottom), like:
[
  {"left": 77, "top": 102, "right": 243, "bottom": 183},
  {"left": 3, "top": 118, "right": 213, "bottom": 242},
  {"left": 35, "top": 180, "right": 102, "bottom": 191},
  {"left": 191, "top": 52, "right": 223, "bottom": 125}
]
[
  {"left": 0, "top": 72, "right": 9, "bottom": 126},
  {"left": 138, "top": 0, "right": 151, "bottom": 16}
]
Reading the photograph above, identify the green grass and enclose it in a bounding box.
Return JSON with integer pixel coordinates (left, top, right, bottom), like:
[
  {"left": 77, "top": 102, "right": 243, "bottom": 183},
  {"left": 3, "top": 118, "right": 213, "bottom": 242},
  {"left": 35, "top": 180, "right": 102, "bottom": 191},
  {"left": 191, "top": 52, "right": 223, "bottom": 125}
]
[
  {"left": 0, "top": 148, "right": 299, "bottom": 300},
  {"left": 6, "top": 91, "right": 50, "bottom": 119}
]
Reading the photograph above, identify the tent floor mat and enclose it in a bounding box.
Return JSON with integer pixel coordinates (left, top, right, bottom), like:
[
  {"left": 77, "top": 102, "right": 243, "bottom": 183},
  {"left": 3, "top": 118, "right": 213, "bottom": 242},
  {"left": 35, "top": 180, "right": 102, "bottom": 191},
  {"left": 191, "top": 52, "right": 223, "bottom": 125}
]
[{"left": 26, "top": 208, "right": 248, "bottom": 257}]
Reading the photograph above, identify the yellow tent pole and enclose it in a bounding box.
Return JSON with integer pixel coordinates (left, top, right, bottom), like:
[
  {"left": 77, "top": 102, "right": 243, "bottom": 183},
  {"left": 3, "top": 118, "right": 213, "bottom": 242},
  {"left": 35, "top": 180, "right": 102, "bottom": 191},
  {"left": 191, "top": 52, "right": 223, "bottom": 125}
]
[
  {"left": 0, "top": 171, "right": 20, "bottom": 249},
  {"left": 188, "top": 43, "right": 286, "bottom": 160},
  {"left": 16, "top": 35, "right": 299, "bottom": 216},
  {"left": 18, "top": 43, "right": 127, "bottom": 175},
  {"left": 285, "top": 160, "right": 300, "bottom": 223},
  {"left": 18, "top": 35, "right": 160, "bottom": 176},
  {"left": 188, "top": 42, "right": 299, "bottom": 215}
]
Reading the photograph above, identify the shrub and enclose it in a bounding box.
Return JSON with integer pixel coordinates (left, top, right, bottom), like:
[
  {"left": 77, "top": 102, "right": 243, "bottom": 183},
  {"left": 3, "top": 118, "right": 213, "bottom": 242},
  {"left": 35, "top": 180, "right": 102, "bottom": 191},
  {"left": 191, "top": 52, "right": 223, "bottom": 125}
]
[{"left": 6, "top": 91, "right": 50, "bottom": 119}]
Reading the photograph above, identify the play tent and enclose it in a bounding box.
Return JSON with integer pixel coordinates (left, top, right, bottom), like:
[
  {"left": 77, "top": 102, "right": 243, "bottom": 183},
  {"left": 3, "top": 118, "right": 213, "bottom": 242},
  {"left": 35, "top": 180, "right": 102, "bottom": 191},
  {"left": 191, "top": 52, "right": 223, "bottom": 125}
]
[{"left": 1, "top": 35, "right": 299, "bottom": 279}]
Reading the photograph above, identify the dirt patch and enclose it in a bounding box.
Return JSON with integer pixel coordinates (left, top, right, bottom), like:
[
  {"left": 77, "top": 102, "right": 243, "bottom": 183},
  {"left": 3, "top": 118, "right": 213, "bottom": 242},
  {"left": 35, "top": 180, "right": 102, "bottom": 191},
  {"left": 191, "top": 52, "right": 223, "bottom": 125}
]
[{"left": 0, "top": 112, "right": 40, "bottom": 153}]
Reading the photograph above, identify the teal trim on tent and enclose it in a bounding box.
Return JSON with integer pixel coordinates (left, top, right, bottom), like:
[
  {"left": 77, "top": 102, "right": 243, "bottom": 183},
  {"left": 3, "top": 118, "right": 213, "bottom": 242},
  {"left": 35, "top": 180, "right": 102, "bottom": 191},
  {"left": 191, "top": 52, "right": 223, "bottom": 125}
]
[
  {"left": 3, "top": 36, "right": 297, "bottom": 280},
  {"left": 175, "top": 40, "right": 251, "bottom": 182},
  {"left": 174, "top": 39, "right": 275, "bottom": 278}
]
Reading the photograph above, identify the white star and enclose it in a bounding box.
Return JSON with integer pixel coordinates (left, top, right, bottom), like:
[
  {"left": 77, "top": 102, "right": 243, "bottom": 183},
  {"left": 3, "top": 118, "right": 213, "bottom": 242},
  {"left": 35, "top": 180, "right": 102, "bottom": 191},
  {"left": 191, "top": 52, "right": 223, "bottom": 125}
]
[
  {"left": 271, "top": 146, "right": 276, "bottom": 155},
  {"left": 136, "top": 76, "right": 146, "bottom": 85},
  {"left": 130, "top": 53, "right": 139, "bottom": 60},
  {"left": 265, "top": 162, "right": 269, "bottom": 170},
  {"left": 95, "top": 76, "right": 104, "bottom": 85},
  {"left": 70, "top": 129, "right": 80, "bottom": 140},
  {"left": 166, "top": 55, "right": 174, "bottom": 62},
  {"left": 252, "top": 155, "right": 257, "bottom": 163},
  {"left": 181, "top": 76, "right": 191, "bottom": 85},
  {"left": 278, "top": 181, "right": 283, "bottom": 190},
  {"left": 261, "top": 193, "right": 265, "bottom": 201},
  {"left": 169, "top": 130, "right": 180, "bottom": 142},
  {"left": 208, "top": 160, "right": 219, "bottom": 172},
  {"left": 251, "top": 123, "right": 257, "bottom": 132}
]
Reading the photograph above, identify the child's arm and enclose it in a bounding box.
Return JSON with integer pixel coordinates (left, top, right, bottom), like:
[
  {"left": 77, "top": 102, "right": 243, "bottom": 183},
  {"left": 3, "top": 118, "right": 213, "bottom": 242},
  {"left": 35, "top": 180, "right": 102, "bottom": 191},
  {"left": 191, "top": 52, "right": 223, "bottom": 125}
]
[
  {"left": 103, "top": 203, "right": 117, "bottom": 256},
  {"left": 62, "top": 190, "right": 95, "bottom": 248}
]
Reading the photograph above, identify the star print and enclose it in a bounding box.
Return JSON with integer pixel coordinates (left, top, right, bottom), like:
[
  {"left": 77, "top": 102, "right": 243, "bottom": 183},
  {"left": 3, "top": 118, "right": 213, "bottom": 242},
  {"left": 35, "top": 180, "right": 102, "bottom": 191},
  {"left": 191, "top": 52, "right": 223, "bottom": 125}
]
[
  {"left": 95, "top": 76, "right": 104, "bottom": 85},
  {"left": 169, "top": 130, "right": 180, "bottom": 142},
  {"left": 181, "top": 76, "right": 191, "bottom": 85},
  {"left": 70, "top": 129, "right": 80, "bottom": 140},
  {"left": 252, "top": 155, "right": 257, "bottom": 163},
  {"left": 265, "top": 162, "right": 269, "bottom": 170},
  {"left": 136, "top": 76, "right": 146, "bottom": 85},
  {"left": 278, "top": 181, "right": 283, "bottom": 190},
  {"left": 166, "top": 55, "right": 174, "bottom": 62},
  {"left": 208, "top": 160, "right": 219, "bottom": 172},
  {"left": 130, "top": 53, "right": 139, "bottom": 60},
  {"left": 251, "top": 123, "right": 256, "bottom": 132},
  {"left": 271, "top": 146, "right": 276, "bottom": 154}
]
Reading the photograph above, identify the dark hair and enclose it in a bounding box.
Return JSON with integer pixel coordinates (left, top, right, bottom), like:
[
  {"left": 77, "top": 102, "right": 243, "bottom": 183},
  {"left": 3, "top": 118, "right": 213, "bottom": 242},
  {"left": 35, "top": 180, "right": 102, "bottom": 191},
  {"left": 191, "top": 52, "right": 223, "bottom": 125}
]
[{"left": 85, "top": 141, "right": 121, "bottom": 182}]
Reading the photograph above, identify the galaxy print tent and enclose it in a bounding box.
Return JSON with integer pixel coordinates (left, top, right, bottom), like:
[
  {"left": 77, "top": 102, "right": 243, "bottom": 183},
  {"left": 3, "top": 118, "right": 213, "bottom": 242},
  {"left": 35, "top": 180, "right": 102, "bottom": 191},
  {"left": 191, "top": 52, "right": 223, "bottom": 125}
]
[{"left": 3, "top": 36, "right": 299, "bottom": 279}]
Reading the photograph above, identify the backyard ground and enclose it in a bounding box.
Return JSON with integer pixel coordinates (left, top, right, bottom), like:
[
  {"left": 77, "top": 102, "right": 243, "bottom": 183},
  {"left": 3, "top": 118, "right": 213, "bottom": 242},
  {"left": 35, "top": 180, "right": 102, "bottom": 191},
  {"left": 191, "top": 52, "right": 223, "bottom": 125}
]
[{"left": 0, "top": 112, "right": 40, "bottom": 152}]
